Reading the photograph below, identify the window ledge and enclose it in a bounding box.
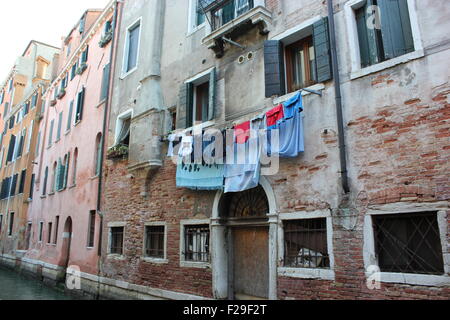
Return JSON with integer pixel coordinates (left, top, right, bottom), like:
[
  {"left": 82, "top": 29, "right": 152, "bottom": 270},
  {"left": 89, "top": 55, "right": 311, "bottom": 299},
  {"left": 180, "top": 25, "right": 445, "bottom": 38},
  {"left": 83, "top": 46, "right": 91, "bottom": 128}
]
[
  {"left": 48, "top": 192, "right": 55, "bottom": 196},
  {"left": 351, "top": 49, "right": 425, "bottom": 80},
  {"left": 273, "top": 83, "right": 326, "bottom": 106},
  {"left": 366, "top": 272, "right": 450, "bottom": 287},
  {"left": 107, "top": 254, "right": 125, "bottom": 261},
  {"left": 90, "top": 175, "right": 99, "bottom": 181},
  {"left": 74, "top": 120, "right": 81, "bottom": 127},
  {"left": 202, "top": 6, "right": 273, "bottom": 58},
  {"left": 142, "top": 257, "right": 169, "bottom": 264},
  {"left": 278, "top": 267, "right": 335, "bottom": 281},
  {"left": 96, "top": 99, "right": 106, "bottom": 108},
  {"left": 40, "top": 195, "right": 47, "bottom": 199},
  {"left": 69, "top": 184, "right": 76, "bottom": 189},
  {"left": 120, "top": 67, "right": 138, "bottom": 80},
  {"left": 180, "top": 261, "right": 211, "bottom": 269}
]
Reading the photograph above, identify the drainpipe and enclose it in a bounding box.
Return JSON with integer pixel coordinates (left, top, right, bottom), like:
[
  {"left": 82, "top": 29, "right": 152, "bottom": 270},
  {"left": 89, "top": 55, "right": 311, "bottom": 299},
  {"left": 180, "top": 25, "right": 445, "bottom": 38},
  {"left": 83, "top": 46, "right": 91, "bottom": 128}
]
[
  {"left": 327, "top": 0, "right": 350, "bottom": 194},
  {"left": 97, "top": 0, "right": 121, "bottom": 258}
]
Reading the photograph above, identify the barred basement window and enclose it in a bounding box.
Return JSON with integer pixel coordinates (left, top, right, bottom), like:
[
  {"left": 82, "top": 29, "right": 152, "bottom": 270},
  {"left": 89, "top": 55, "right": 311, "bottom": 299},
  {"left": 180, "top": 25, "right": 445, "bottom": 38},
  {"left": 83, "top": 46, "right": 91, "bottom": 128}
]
[
  {"left": 373, "top": 212, "right": 444, "bottom": 275},
  {"left": 145, "top": 226, "right": 165, "bottom": 259},
  {"left": 110, "top": 227, "right": 124, "bottom": 255},
  {"left": 284, "top": 219, "right": 330, "bottom": 268},
  {"left": 184, "top": 225, "right": 210, "bottom": 262}
]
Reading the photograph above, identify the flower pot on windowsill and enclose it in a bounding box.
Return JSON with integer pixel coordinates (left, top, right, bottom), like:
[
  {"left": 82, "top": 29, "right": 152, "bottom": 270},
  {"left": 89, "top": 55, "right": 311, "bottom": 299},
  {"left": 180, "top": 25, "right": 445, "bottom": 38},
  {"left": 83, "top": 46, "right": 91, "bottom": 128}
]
[
  {"left": 99, "top": 32, "right": 113, "bottom": 48},
  {"left": 57, "top": 89, "right": 66, "bottom": 100},
  {"left": 107, "top": 144, "right": 129, "bottom": 160},
  {"left": 76, "top": 63, "right": 88, "bottom": 75}
]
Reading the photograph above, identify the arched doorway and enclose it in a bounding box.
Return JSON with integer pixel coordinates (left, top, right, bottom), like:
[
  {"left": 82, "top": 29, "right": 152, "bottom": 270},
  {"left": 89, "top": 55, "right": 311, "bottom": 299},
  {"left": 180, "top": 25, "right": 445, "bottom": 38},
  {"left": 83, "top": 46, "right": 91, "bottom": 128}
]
[
  {"left": 212, "top": 178, "right": 278, "bottom": 300},
  {"left": 59, "top": 217, "right": 73, "bottom": 270}
]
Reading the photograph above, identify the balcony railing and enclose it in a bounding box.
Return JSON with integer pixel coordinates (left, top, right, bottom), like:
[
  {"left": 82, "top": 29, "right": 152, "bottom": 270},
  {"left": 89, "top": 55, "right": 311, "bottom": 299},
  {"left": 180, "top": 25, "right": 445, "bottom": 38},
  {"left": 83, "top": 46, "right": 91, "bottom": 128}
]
[{"left": 208, "top": 0, "right": 254, "bottom": 31}]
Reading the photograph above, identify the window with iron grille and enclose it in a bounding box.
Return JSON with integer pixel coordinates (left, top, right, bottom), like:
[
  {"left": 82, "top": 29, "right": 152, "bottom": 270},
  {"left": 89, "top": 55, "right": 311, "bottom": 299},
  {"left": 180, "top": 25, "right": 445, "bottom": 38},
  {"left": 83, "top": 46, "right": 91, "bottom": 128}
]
[
  {"left": 373, "top": 212, "right": 444, "bottom": 275},
  {"left": 145, "top": 226, "right": 165, "bottom": 259},
  {"left": 283, "top": 218, "right": 330, "bottom": 269},
  {"left": 210, "top": 0, "right": 254, "bottom": 30},
  {"left": 184, "top": 225, "right": 210, "bottom": 263},
  {"left": 110, "top": 227, "right": 124, "bottom": 255}
]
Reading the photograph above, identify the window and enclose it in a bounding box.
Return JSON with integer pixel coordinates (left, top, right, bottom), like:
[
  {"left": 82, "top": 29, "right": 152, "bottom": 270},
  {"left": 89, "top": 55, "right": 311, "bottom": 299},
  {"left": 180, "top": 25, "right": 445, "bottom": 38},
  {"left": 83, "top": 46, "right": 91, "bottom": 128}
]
[
  {"left": 180, "top": 68, "right": 216, "bottom": 129},
  {"left": 79, "top": 46, "right": 89, "bottom": 65},
  {"left": 145, "top": 225, "right": 165, "bottom": 259},
  {"left": 72, "top": 148, "right": 78, "bottom": 186},
  {"left": 48, "top": 119, "right": 54, "bottom": 147},
  {"left": 264, "top": 17, "right": 332, "bottom": 98},
  {"left": 372, "top": 212, "right": 444, "bottom": 275},
  {"left": 67, "top": 101, "right": 74, "bottom": 132},
  {"left": 196, "top": 1, "right": 206, "bottom": 26},
  {"left": 53, "top": 216, "right": 59, "bottom": 245},
  {"left": 26, "top": 120, "right": 34, "bottom": 154},
  {"left": 87, "top": 211, "right": 96, "bottom": 248},
  {"left": 47, "top": 222, "right": 53, "bottom": 244},
  {"left": 75, "top": 87, "right": 85, "bottom": 123},
  {"left": 6, "top": 135, "right": 16, "bottom": 163},
  {"left": 56, "top": 112, "right": 63, "bottom": 141},
  {"left": 29, "top": 174, "right": 35, "bottom": 200},
  {"left": 183, "top": 225, "right": 210, "bottom": 263},
  {"left": 100, "top": 64, "right": 111, "bottom": 101},
  {"left": 31, "top": 94, "right": 38, "bottom": 109},
  {"left": 18, "top": 169, "right": 26, "bottom": 194},
  {"left": 8, "top": 79, "right": 13, "bottom": 92},
  {"left": 0, "top": 214, "right": 3, "bottom": 234},
  {"left": 38, "top": 222, "right": 43, "bottom": 242},
  {"left": 35, "top": 131, "right": 41, "bottom": 158},
  {"left": 16, "top": 130, "right": 25, "bottom": 158},
  {"left": 123, "top": 20, "right": 141, "bottom": 74},
  {"left": 285, "top": 37, "right": 317, "bottom": 93},
  {"left": 10, "top": 174, "right": 18, "bottom": 197},
  {"left": 210, "top": 0, "right": 254, "bottom": 30},
  {"left": 115, "top": 113, "right": 131, "bottom": 147},
  {"left": 8, "top": 212, "right": 14, "bottom": 236},
  {"left": 354, "top": 0, "right": 414, "bottom": 68},
  {"left": 94, "top": 133, "right": 102, "bottom": 176},
  {"left": 71, "top": 63, "right": 77, "bottom": 80},
  {"left": 110, "top": 227, "right": 124, "bottom": 255},
  {"left": 283, "top": 219, "right": 330, "bottom": 269},
  {"left": 42, "top": 166, "right": 48, "bottom": 196}
]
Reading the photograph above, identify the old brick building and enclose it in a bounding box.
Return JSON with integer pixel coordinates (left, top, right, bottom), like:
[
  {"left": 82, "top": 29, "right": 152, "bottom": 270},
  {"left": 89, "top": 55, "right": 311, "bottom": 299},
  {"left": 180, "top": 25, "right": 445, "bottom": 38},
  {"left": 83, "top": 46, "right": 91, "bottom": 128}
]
[{"left": 99, "top": 0, "right": 450, "bottom": 300}]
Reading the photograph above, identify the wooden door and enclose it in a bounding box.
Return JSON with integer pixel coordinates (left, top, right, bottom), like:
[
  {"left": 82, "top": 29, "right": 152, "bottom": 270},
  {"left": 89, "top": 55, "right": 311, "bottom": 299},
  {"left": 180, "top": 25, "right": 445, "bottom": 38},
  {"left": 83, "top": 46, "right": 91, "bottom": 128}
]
[{"left": 233, "top": 227, "right": 269, "bottom": 300}]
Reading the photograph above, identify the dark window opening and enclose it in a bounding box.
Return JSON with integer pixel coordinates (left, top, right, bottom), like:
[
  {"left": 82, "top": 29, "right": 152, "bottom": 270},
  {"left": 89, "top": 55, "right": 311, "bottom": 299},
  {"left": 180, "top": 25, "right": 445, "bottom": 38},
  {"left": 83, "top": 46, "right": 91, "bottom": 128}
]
[
  {"left": 145, "top": 226, "right": 165, "bottom": 259},
  {"left": 184, "top": 225, "right": 210, "bottom": 262},
  {"left": 8, "top": 212, "right": 14, "bottom": 236},
  {"left": 373, "top": 212, "right": 444, "bottom": 275},
  {"left": 47, "top": 222, "right": 53, "bottom": 244},
  {"left": 283, "top": 218, "right": 330, "bottom": 269},
  {"left": 285, "top": 36, "right": 318, "bottom": 93},
  {"left": 88, "top": 211, "right": 96, "bottom": 248},
  {"left": 110, "top": 227, "right": 124, "bottom": 255},
  {"left": 194, "top": 81, "right": 210, "bottom": 124}
]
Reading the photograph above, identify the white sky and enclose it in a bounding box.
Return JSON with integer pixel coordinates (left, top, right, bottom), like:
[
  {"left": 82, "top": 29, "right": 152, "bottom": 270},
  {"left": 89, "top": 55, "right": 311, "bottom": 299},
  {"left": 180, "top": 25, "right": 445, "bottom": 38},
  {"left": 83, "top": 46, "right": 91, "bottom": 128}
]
[{"left": 0, "top": 0, "right": 110, "bottom": 82}]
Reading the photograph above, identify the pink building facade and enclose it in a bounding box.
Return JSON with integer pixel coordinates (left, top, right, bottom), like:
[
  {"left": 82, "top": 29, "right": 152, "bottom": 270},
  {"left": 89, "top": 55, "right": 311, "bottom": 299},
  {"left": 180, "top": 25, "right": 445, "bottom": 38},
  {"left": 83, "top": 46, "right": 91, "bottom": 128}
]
[{"left": 24, "top": 4, "right": 116, "bottom": 286}]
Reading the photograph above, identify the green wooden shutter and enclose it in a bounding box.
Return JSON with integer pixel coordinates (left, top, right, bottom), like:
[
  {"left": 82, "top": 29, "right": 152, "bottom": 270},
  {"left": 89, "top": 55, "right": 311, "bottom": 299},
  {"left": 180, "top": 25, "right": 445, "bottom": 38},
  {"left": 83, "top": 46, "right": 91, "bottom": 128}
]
[
  {"left": 63, "top": 153, "right": 70, "bottom": 189},
  {"left": 177, "top": 83, "right": 194, "bottom": 129},
  {"left": 48, "top": 120, "right": 54, "bottom": 146},
  {"left": 264, "top": 40, "right": 285, "bottom": 98},
  {"left": 79, "top": 15, "right": 86, "bottom": 33},
  {"left": 57, "top": 112, "right": 63, "bottom": 141},
  {"left": 378, "top": 0, "right": 414, "bottom": 59},
  {"left": 7, "top": 135, "right": 16, "bottom": 162},
  {"left": 313, "top": 17, "right": 333, "bottom": 83},
  {"left": 67, "top": 101, "right": 74, "bottom": 131},
  {"left": 101, "top": 63, "right": 111, "bottom": 101},
  {"left": 57, "top": 158, "right": 63, "bottom": 191},
  {"left": 208, "top": 68, "right": 216, "bottom": 121}
]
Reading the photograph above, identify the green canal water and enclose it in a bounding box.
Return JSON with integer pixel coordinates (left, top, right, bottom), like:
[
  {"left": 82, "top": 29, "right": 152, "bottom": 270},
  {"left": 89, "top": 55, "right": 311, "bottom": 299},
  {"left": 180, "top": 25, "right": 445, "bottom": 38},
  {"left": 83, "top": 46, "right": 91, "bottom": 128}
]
[{"left": 0, "top": 266, "right": 74, "bottom": 300}]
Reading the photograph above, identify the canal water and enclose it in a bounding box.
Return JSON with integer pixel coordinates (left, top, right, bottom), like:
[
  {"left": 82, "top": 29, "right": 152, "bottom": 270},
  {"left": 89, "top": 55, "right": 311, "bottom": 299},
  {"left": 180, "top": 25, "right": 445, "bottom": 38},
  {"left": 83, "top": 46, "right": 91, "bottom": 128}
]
[{"left": 0, "top": 266, "right": 74, "bottom": 300}]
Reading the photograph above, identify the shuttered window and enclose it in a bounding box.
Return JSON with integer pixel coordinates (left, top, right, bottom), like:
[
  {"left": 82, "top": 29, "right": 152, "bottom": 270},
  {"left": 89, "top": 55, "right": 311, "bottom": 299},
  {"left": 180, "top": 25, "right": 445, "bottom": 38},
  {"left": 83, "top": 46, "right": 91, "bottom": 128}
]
[
  {"left": 29, "top": 174, "right": 35, "bottom": 200},
  {"left": 178, "top": 68, "right": 216, "bottom": 129},
  {"left": 56, "top": 112, "right": 63, "bottom": 141},
  {"left": 264, "top": 17, "right": 332, "bottom": 97},
  {"left": 75, "top": 88, "right": 85, "bottom": 123},
  {"left": 355, "top": 0, "right": 414, "bottom": 68},
  {"left": 6, "top": 135, "right": 16, "bottom": 163},
  {"left": 48, "top": 119, "right": 54, "bottom": 147},
  {"left": 67, "top": 101, "right": 74, "bottom": 132},
  {"left": 8, "top": 213, "right": 14, "bottom": 236},
  {"left": 100, "top": 63, "right": 111, "bottom": 101},
  {"left": 10, "top": 174, "right": 18, "bottom": 197},
  {"left": 18, "top": 170, "right": 26, "bottom": 194},
  {"left": 42, "top": 167, "right": 48, "bottom": 196}
]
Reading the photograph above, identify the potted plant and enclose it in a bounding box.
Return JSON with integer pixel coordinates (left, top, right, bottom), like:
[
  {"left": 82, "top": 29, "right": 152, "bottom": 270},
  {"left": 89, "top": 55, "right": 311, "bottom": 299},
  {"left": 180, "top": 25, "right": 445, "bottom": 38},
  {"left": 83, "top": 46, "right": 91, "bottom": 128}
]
[
  {"left": 99, "top": 31, "right": 113, "bottom": 48},
  {"left": 107, "top": 144, "right": 129, "bottom": 160},
  {"left": 76, "top": 63, "right": 88, "bottom": 75}
]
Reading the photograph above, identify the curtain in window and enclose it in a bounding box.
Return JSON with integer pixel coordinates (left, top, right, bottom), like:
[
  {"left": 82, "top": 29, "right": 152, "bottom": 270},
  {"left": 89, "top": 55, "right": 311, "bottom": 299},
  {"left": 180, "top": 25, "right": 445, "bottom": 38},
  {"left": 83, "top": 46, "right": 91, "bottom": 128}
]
[{"left": 116, "top": 119, "right": 130, "bottom": 146}]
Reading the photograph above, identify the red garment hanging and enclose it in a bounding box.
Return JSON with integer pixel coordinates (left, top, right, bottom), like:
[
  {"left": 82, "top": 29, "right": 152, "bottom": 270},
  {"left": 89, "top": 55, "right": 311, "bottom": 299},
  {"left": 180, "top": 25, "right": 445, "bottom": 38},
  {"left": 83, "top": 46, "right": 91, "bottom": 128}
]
[
  {"left": 234, "top": 121, "right": 251, "bottom": 144},
  {"left": 266, "top": 104, "right": 285, "bottom": 128}
]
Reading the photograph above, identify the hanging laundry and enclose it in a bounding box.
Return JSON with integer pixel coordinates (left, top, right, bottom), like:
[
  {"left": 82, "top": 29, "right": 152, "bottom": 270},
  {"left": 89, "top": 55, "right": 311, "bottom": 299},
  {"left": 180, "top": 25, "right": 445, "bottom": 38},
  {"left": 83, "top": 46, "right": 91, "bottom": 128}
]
[
  {"left": 178, "top": 135, "right": 194, "bottom": 158},
  {"left": 266, "top": 104, "right": 285, "bottom": 129},
  {"left": 224, "top": 116, "right": 265, "bottom": 193},
  {"left": 267, "top": 92, "right": 305, "bottom": 158},
  {"left": 235, "top": 121, "right": 251, "bottom": 144},
  {"left": 167, "top": 133, "right": 181, "bottom": 157},
  {"left": 176, "top": 161, "right": 224, "bottom": 191}
]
